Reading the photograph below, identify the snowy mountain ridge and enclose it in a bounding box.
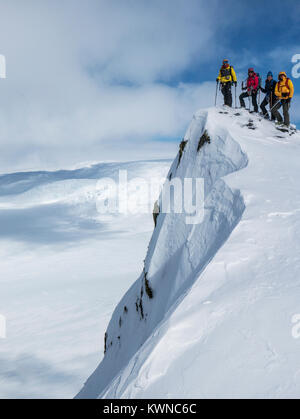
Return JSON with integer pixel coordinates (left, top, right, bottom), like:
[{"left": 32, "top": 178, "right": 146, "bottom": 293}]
[{"left": 77, "top": 107, "right": 300, "bottom": 399}]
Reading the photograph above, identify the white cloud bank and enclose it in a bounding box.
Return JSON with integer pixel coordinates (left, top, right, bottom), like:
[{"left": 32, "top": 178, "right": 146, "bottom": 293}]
[
  {"left": 0, "top": 0, "right": 222, "bottom": 172},
  {"left": 1, "top": 0, "right": 297, "bottom": 173}
]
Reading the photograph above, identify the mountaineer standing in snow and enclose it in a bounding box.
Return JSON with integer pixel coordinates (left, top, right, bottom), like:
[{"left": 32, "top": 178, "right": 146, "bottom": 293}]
[
  {"left": 240, "top": 68, "right": 259, "bottom": 113},
  {"left": 216, "top": 59, "right": 237, "bottom": 107},
  {"left": 260, "top": 71, "right": 277, "bottom": 120},
  {"left": 271, "top": 71, "right": 294, "bottom": 128}
]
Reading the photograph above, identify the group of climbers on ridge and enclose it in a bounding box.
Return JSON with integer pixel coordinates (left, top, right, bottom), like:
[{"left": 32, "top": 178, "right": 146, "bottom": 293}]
[{"left": 216, "top": 59, "right": 294, "bottom": 128}]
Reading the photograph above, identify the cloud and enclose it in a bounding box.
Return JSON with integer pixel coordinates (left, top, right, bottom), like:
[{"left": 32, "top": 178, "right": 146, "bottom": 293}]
[
  {"left": 0, "top": 79, "right": 216, "bottom": 171},
  {"left": 0, "top": 0, "right": 298, "bottom": 173},
  {"left": 0, "top": 0, "right": 223, "bottom": 172},
  {"left": 267, "top": 45, "right": 300, "bottom": 72}
]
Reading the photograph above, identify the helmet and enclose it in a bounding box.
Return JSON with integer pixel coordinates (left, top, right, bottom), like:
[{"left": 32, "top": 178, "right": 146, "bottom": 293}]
[
  {"left": 278, "top": 71, "right": 287, "bottom": 79},
  {"left": 223, "top": 59, "right": 229, "bottom": 64},
  {"left": 267, "top": 71, "right": 273, "bottom": 77},
  {"left": 248, "top": 68, "right": 254, "bottom": 73}
]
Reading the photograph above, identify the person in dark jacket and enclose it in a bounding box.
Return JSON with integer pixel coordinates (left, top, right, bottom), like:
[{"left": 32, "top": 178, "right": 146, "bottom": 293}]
[
  {"left": 240, "top": 68, "right": 259, "bottom": 112},
  {"left": 260, "top": 71, "right": 277, "bottom": 120}
]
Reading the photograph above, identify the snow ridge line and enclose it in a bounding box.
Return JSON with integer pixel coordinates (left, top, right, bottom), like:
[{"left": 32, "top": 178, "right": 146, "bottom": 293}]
[{"left": 76, "top": 109, "right": 249, "bottom": 399}]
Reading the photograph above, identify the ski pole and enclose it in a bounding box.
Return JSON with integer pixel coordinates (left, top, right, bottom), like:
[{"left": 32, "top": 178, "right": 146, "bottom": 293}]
[
  {"left": 215, "top": 81, "right": 219, "bottom": 107},
  {"left": 270, "top": 92, "right": 272, "bottom": 108},
  {"left": 235, "top": 84, "right": 237, "bottom": 108},
  {"left": 268, "top": 92, "right": 273, "bottom": 119},
  {"left": 249, "top": 86, "right": 254, "bottom": 111},
  {"left": 248, "top": 91, "right": 251, "bottom": 111},
  {"left": 270, "top": 99, "right": 280, "bottom": 113},
  {"left": 269, "top": 93, "right": 278, "bottom": 112}
]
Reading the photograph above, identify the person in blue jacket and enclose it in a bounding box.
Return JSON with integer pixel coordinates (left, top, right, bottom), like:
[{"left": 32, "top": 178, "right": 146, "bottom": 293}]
[{"left": 260, "top": 71, "right": 277, "bottom": 120}]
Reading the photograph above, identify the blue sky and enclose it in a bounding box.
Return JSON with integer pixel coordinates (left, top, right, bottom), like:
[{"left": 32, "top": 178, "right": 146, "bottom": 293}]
[
  {"left": 0, "top": 0, "right": 299, "bottom": 172},
  {"left": 155, "top": 0, "right": 300, "bottom": 96}
]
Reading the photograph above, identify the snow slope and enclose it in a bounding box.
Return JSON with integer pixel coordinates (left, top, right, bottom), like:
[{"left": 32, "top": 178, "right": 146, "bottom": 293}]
[
  {"left": 0, "top": 159, "right": 170, "bottom": 398},
  {"left": 77, "top": 107, "right": 300, "bottom": 399}
]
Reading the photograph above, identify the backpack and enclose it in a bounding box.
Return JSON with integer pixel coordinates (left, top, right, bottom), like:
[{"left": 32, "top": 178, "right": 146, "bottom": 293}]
[
  {"left": 284, "top": 78, "right": 290, "bottom": 89},
  {"left": 256, "top": 73, "right": 262, "bottom": 89},
  {"left": 278, "top": 77, "right": 291, "bottom": 94},
  {"left": 220, "top": 65, "right": 234, "bottom": 81}
]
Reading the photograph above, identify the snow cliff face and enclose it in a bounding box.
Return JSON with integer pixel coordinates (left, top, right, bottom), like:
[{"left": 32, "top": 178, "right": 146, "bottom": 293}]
[{"left": 77, "top": 107, "right": 300, "bottom": 399}]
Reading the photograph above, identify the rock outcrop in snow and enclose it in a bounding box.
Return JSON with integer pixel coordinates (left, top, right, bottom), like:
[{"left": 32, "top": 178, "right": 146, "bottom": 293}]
[{"left": 77, "top": 107, "right": 300, "bottom": 399}]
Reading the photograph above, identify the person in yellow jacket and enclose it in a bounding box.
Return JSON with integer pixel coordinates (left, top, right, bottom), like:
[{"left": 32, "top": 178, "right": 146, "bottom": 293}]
[
  {"left": 271, "top": 71, "right": 294, "bottom": 127},
  {"left": 216, "top": 59, "right": 237, "bottom": 107}
]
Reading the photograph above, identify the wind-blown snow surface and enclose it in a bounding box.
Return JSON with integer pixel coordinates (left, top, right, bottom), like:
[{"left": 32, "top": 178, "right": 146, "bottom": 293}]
[
  {"left": 0, "top": 159, "right": 171, "bottom": 398},
  {"left": 77, "top": 107, "right": 300, "bottom": 399}
]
